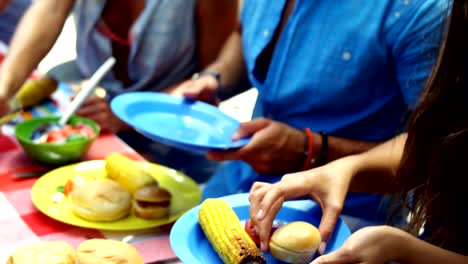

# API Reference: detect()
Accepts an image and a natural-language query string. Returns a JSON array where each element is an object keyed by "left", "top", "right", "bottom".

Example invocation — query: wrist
[
  {"left": 381, "top": 226, "right": 412, "bottom": 262},
  {"left": 191, "top": 70, "right": 222, "bottom": 94},
  {"left": 0, "top": 71, "right": 21, "bottom": 98},
  {"left": 302, "top": 129, "right": 320, "bottom": 170},
  {"left": 318, "top": 131, "right": 328, "bottom": 165}
]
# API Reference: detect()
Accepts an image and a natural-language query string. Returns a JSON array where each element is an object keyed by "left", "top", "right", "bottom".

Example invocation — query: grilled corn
[
  {"left": 105, "top": 153, "right": 157, "bottom": 194},
  {"left": 198, "top": 198, "right": 265, "bottom": 264},
  {"left": 14, "top": 76, "right": 58, "bottom": 108}
]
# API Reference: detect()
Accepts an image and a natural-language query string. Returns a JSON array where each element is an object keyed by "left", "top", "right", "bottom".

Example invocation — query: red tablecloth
[
  {"left": 0, "top": 132, "right": 179, "bottom": 263},
  {"left": 0, "top": 43, "right": 179, "bottom": 263}
]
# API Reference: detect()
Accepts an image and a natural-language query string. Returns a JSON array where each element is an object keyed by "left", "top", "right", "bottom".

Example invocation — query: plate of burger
[
  {"left": 31, "top": 153, "right": 201, "bottom": 230},
  {"left": 170, "top": 193, "right": 351, "bottom": 264}
]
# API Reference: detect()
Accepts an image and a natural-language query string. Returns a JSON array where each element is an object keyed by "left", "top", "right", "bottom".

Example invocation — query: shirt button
[
  {"left": 342, "top": 51, "right": 352, "bottom": 61},
  {"left": 263, "top": 30, "right": 270, "bottom": 38}
]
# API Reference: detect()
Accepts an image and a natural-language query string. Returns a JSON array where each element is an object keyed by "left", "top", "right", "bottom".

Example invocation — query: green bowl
[{"left": 15, "top": 116, "right": 100, "bottom": 165}]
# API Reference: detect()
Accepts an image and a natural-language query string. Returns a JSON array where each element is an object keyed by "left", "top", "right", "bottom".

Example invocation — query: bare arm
[
  {"left": 196, "top": 0, "right": 238, "bottom": 69},
  {"left": 0, "top": 0, "right": 75, "bottom": 98},
  {"left": 400, "top": 232, "right": 468, "bottom": 264},
  {"left": 312, "top": 225, "right": 468, "bottom": 264},
  {"left": 345, "top": 133, "right": 407, "bottom": 193},
  {"left": 203, "top": 24, "right": 247, "bottom": 97}
]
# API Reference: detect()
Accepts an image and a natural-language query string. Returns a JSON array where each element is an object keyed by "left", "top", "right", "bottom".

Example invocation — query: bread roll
[
  {"left": 70, "top": 179, "right": 131, "bottom": 221},
  {"left": 269, "top": 221, "right": 321, "bottom": 264},
  {"left": 133, "top": 184, "right": 171, "bottom": 219},
  {"left": 76, "top": 239, "right": 143, "bottom": 264},
  {"left": 7, "top": 241, "right": 75, "bottom": 264}
]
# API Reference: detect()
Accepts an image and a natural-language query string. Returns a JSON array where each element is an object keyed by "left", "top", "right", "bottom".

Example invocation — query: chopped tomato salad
[{"left": 34, "top": 123, "right": 95, "bottom": 144}]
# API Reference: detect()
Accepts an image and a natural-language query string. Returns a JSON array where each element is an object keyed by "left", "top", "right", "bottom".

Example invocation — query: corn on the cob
[
  {"left": 14, "top": 76, "right": 58, "bottom": 108},
  {"left": 198, "top": 198, "right": 266, "bottom": 264},
  {"left": 105, "top": 153, "right": 157, "bottom": 194}
]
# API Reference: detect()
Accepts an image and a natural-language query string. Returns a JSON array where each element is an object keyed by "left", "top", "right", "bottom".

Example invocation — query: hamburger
[
  {"left": 70, "top": 179, "right": 131, "bottom": 221},
  {"left": 133, "top": 184, "right": 171, "bottom": 219},
  {"left": 7, "top": 241, "right": 75, "bottom": 264},
  {"left": 269, "top": 221, "right": 321, "bottom": 264},
  {"left": 76, "top": 239, "right": 143, "bottom": 264}
]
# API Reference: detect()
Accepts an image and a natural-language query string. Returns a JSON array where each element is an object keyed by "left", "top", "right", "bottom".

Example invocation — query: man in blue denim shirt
[
  {"left": 172, "top": 0, "right": 450, "bottom": 220},
  {"left": 0, "top": 0, "right": 237, "bottom": 182}
]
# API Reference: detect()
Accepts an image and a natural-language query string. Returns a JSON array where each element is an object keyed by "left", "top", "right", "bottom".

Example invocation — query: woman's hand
[
  {"left": 76, "top": 96, "right": 128, "bottom": 133},
  {"left": 207, "top": 118, "right": 306, "bottom": 174},
  {"left": 0, "top": 94, "right": 9, "bottom": 116},
  {"left": 249, "top": 156, "right": 358, "bottom": 252},
  {"left": 311, "top": 226, "right": 405, "bottom": 264}
]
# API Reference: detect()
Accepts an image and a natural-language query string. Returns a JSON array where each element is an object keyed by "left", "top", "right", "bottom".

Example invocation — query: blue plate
[
  {"left": 111, "top": 92, "right": 250, "bottom": 152},
  {"left": 170, "top": 193, "right": 351, "bottom": 264}
]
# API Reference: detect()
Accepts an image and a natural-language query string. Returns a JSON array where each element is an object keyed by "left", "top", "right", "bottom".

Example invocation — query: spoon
[{"left": 31, "top": 57, "right": 116, "bottom": 140}]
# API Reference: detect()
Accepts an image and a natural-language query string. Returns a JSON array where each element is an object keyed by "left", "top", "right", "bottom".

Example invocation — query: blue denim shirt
[
  {"left": 204, "top": 0, "right": 450, "bottom": 220},
  {"left": 74, "top": 0, "right": 197, "bottom": 97},
  {"left": 0, "top": 0, "right": 31, "bottom": 44}
]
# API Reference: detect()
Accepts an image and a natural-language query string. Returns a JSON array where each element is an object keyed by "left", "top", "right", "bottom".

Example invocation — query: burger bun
[
  {"left": 76, "top": 239, "right": 143, "bottom": 264},
  {"left": 70, "top": 179, "right": 131, "bottom": 221},
  {"left": 7, "top": 241, "right": 75, "bottom": 264},
  {"left": 269, "top": 221, "right": 321, "bottom": 264},
  {"left": 133, "top": 184, "right": 171, "bottom": 219}
]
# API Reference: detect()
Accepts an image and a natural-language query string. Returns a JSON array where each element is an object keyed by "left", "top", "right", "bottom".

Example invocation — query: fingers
[
  {"left": 206, "top": 118, "right": 272, "bottom": 161},
  {"left": 169, "top": 76, "right": 218, "bottom": 103},
  {"left": 76, "top": 97, "right": 109, "bottom": 117},
  {"left": 249, "top": 182, "right": 270, "bottom": 222},
  {"left": 317, "top": 206, "right": 341, "bottom": 254},
  {"left": 257, "top": 199, "right": 282, "bottom": 251},
  {"left": 0, "top": 97, "right": 10, "bottom": 116},
  {"left": 310, "top": 247, "right": 357, "bottom": 264},
  {"left": 231, "top": 118, "right": 271, "bottom": 140},
  {"left": 249, "top": 177, "right": 310, "bottom": 252},
  {"left": 249, "top": 182, "right": 276, "bottom": 251}
]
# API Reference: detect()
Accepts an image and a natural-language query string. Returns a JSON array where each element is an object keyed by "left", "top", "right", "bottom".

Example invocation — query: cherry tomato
[
  {"left": 244, "top": 220, "right": 283, "bottom": 248},
  {"left": 61, "top": 125, "right": 75, "bottom": 137},
  {"left": 64, "top": 179, "right": 74, "bottom": 196},
  {"left": 245, "top": 220, "right": 260, "bottom": 247},
  {"left": 77, "top": 124, "right": 95, "bottom": 138},
  {"left": 45, "top": 130, "right": 67, "bottom": 143}
]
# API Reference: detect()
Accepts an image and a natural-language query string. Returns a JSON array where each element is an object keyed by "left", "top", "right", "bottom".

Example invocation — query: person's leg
[{"left": 46, "top": 60, "right": 85, "bottom": 83}]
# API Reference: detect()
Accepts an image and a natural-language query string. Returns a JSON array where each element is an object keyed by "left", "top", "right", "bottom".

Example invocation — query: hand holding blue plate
[
  {"left": 111, "top": 92, "right": 250, "bottom": 153},
  {"left": 169, "top": 193, "right": 351, "bottom": 264}
]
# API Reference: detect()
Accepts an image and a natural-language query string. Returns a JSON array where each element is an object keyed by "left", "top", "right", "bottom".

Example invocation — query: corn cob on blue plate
[
  {"left": 169, "top": 193, "right": 351, "bottom": 264},
  {"left": 111, "top": 92, "right": 250, "bottom": 153}
]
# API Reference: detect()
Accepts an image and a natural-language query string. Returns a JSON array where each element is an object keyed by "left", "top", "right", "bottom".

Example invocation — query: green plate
[{"left": 31, "top": 160, "right": 201, "bottom": 230}]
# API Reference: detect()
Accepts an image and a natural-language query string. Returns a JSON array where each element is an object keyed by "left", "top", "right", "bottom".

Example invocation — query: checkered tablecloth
[
  {"left": 0, "top": 45, "right": 180, "bottom": 262},
  {"left": 0, "top": 130, "right": 181, "bottom": 263}
]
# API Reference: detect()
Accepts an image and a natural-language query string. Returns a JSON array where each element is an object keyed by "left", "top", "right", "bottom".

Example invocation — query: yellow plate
[{"left": 31, "top": 160, "right": 201, "bottom": 231}]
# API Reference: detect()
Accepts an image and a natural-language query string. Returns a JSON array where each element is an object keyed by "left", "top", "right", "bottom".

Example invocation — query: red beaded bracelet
[{"left": 302, "top": 128, "right": 315, "bottom": 171}]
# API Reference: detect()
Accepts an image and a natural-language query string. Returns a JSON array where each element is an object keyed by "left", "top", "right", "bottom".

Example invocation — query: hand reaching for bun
[{"left": 249, "top": 158, "right": 354, "bottom": 253}]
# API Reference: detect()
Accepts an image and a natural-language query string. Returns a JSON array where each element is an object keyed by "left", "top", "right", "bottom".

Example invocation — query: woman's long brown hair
[{"left": 397, "top": 0, "right": 468, "bottom": 254}]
